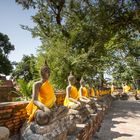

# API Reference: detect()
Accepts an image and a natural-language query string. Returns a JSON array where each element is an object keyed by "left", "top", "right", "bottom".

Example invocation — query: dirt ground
[{"left": 93, "top": 99, "right": 140, "bottom": 140}]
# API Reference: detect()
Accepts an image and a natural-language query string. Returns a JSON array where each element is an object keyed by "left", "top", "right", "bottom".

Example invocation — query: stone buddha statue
[
  {"left": 26, "top": 64, "right": 67, "bottom": 125},
  {"left": 78, "top": 77, "right": 90, "bottom": 103},
  {"left": 64, "top": 72, "right": 81, "bottom": 109}
]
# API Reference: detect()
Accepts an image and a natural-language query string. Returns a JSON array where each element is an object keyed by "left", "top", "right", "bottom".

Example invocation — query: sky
[{"left": 0, "top": 0, "right": 41, "bottom": 62}]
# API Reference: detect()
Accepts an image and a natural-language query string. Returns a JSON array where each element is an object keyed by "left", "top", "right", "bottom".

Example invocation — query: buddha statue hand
[
  {"left": 84, "top": 99, "right": 90, "bottom": 104},
  {"left": 77, "top": 101, "right": 81, "bottom": 106},
  {"left": 35, "top": 110, "right": 50, "bottom": 126}
]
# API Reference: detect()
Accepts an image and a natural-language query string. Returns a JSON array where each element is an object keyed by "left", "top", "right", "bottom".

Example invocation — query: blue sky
[{"left": 0, "top": 0, "right": 41, "bottom": 62}]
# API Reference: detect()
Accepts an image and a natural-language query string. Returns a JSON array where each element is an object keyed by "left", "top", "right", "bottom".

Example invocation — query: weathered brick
[
  {"left": 14, "top": 112, "right": 21, "bottom": 116},
  {"left": 0, "top": 120, "right": 6, "bottom": 123},
  {"left": 0, "top": 110, "right": 6, "bottom": 113},
  {"left": 14, "top": 122, "right": 20, "bottom": 126},
  {"left": 20, "top": 110, "right": 27, "bottom": 114},
  {"left": 6, "top": 123, "right": 14, "bottom": 129},
  {"left": 13, "top": 119, "right": 20, "bottom": 123},
  {"left": 5, "top": 120, "right": 13, "bottom": 126},
  {"left": 4, "top": 106, "right": 15, "bottom": 110},
  {"left": 13, "top": 116, "right": 20, "bottom": 120},
  {"left": 20, "top": 108, "right": 26, "bottom": 112},
  {"left": 20, "top": 114, "right": 27, "bottom": 118},
  {"left": 2, "top": 113, "right": 12, "bottom": 119},
  {"left": 21, "top": 111, "right": 27, "bottom": 115},
  {"left": 5, "top": 109, "right": 13, "bottom": 113}
]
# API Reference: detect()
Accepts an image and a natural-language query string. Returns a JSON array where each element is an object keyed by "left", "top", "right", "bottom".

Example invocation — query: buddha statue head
[
  {"left": 40, "top": 61, "right": 50, "bottom": 80},
  {"left": 80, "top": 77, "right": 85, "bottom": 87},
  {"left": 68, "top": 72, "right": 76, "bottom": 85}
]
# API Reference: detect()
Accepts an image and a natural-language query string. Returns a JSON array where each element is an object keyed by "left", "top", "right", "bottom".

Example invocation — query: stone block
[{"left": 0, "top": 127, "right": 10, "bottom": 140}]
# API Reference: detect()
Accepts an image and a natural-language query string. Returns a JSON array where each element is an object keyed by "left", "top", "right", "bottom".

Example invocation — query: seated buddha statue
[
  {"left": 78, "top": 78, "right": 90, "bottom": 103},
  {"left": 88, "top": 83, "right": 96, "bottom": 98},
  {"left": 26, "top": 64, "right": 66, "bottom": 125},
  {"left": 64, "top": 72, "right": 81, "bottom": 109},
  {"left": 122, "top": 83, "right": 131, "bottom": 94}
]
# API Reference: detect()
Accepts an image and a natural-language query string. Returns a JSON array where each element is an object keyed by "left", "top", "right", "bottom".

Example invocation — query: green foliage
[
  {"left": 0, "top": 80, "right": 4, "bottom": 85},
  {"left": 36, "top": 35, "right": 71, "bottom": 89},
  {"left": 17, "top": 79, "right": 34, "bottom": 99},
  {"left": 12, "top": 54, "right": 39, "bottom": 82},
  {"left": 16, "top": 0, "right": 140, "bottom": 88},
  {"left": 0, "top": 32, "right": 15, "bottom": 75},
  {"left": 107, "top": 38, "right": 140, "bottom": 85}
]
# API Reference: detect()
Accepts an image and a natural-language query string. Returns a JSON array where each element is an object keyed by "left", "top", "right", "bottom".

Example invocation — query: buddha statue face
[
  {"left": 89, "top": 83, "right": 92, "bottom": 88},
  {"left": 40, "top": 66, "right": 50, "bottom": 81},
  {"left": 68, "top": 76, "right": 76, "bottom": 85},
  {"left": 80, "top": 78, "right": 85, "bottom": 87}
]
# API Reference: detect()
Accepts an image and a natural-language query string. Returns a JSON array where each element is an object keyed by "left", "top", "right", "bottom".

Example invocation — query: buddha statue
[
  {"left": 64, "top": 72, "right": 81, "bottom": 109},
  {"left": 26, "top": 64, "right": 67, "bottom": 125}
]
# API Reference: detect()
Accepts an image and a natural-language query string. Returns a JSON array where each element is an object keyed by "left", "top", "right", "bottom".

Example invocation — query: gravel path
[{"left": 94, "top": 99, "right": 140, "bottom": 140}]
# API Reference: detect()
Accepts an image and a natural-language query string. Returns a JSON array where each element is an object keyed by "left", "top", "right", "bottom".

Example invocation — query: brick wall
[
  {"left": 0, "top": 101, "right": 29, "bottom": 136},
  {"left": 0, "top": 92, "right": 66, "bottom": 136},
  {"left": 0, "top": 91, "right": 112, "bottom": 138},
  {"left": 55, "top": 91, "right": 66, "bottom": 105}
]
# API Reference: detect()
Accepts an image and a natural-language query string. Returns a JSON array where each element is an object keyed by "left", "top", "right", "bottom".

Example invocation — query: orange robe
[
  {"left": 111, "top": 85, "right": 115, "bottom": 93},
  {"left": 64, "top": 86, "right": 79, "bottom": 107},
  {"left": 137, "top": 90, "right": 140, "bottom": 94},
  {"left": 95, "top": 90, "right": 100, "bottom": 98},
  {"left": 26, "top": 80, "right": 56, "bottom": 122},
  {"left": 90, "top": 88, "right": 95, "bottom": 97},
  {"left": 123, "top": 85, "right": 131, "bottom": 93},
  {"left": 79, "top": 87, "right": 88, "bottom": 98}
]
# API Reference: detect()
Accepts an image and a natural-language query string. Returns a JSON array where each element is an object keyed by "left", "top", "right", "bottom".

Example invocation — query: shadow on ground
[{"left": 93, "top": 100, "right": 140, "bottom": 140}]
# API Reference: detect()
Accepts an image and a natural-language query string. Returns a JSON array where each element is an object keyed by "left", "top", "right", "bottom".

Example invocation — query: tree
[
  {"left": 17, "top": 79, "right": 34, "bottom": 100},
  {"left": 16, "top": 0, "right": 140, "bottom": 89},
  {"left": 105, "top": 35, "right": 140, "bottom": 86},
  {"left": 12, "top": 54, "right": 39, "bottom": 82},
  {"left": 0, "top": 32, "right": 15, "bottom": 75}
]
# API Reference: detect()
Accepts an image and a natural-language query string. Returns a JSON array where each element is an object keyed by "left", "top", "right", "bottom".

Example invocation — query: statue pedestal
[
  {"left": 21, "top": 95, "right": 113, "bottom": 140},
  {"left": 20, "top": 106, "right": 74, "bottom": 140},
  {"left": 21, "top": 115, "right": 75, "bottom": 140}
]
